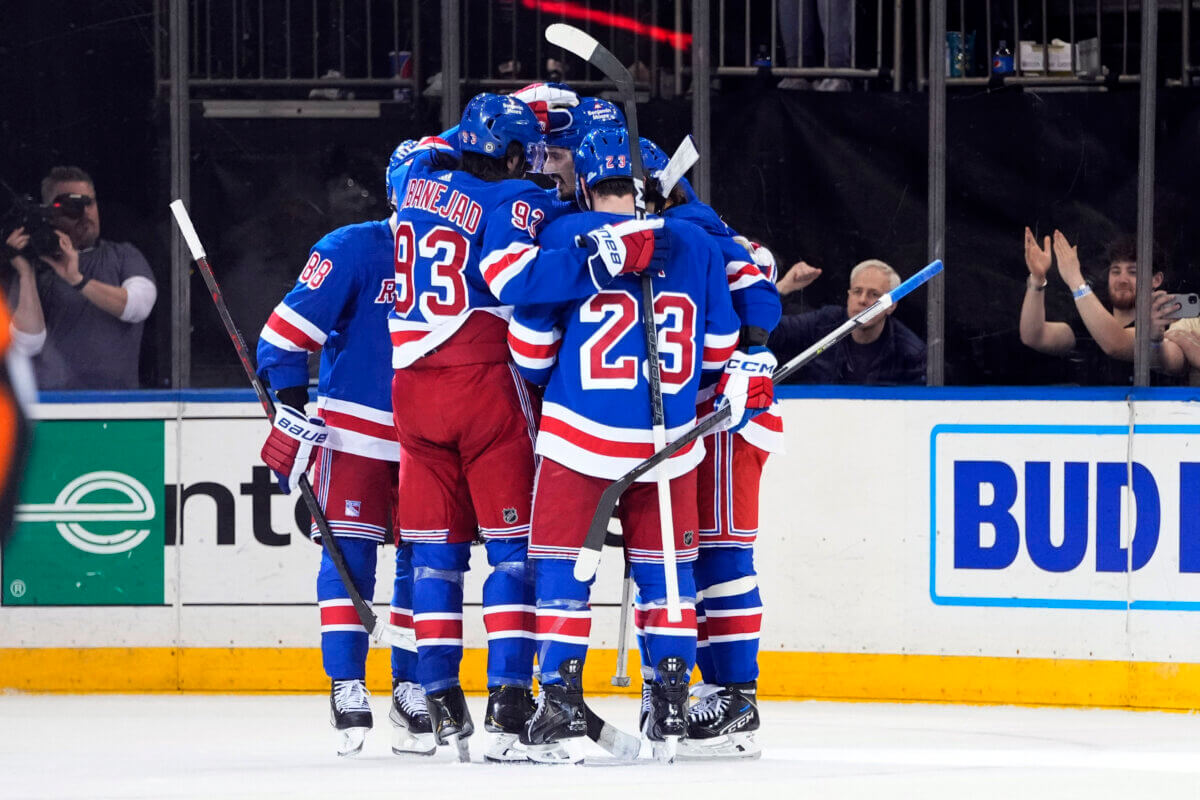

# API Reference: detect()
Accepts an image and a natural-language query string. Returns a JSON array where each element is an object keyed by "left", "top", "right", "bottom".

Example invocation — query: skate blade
[
  {"left": 391, "top": 728, "right": 437, "bottom": 757},
  {"left": 652, "top": 736, "right": 678, "bottom": 764},
  {"left": 675, "top": 733, "right": 762, "bottom": 761},
  {"left": 336, "top": 726, "right": 369, "bottom": 757},
  {"left": 483, "top": 733, "right": 533, "bottom": 764},
  {"left": 450, "top": 733, "right": 471, "bottom": 763}
]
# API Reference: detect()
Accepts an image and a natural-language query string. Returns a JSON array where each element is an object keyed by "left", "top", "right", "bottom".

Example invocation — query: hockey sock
[
  {"left": 694, "top": 546, "right": 762, "bottom": 685},
  {"left": 317, "top": 537, "right": 378, "bottom": 680},
  {"left": 631, "top": 560, "right": 698, "bottom": 681},
  {"left": 411, "top": 541, "right": 470, "bottom": 694},
  {"left": 533, "top": 558, "right": 592, "bottom": 685},
  {"left": 390, "top": 542, "right": 417, "bottom": 682},
  {"left": 482, "top": 539, "right": 536, "bottom": 688}
]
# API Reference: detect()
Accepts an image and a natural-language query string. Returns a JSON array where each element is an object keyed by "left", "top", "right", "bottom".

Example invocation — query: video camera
[{"left": 1, "top": 193, "right": 93, "bottom": 261}]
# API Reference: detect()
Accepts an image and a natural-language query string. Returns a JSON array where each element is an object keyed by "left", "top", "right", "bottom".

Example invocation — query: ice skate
[
  {"left": 389, "top": 679, "right": 436, "bottom": 756},
  {"left": 520, "top": 659, "right": 586, "bottom": 764},
  {"left": 483, "top": 684, "right": 538, "bottom": 763},
  {"left": 677, "top": 681, "right": 762, "bottom": 761},
  {"left": 329, "top": 679, "right": 372, "bottom": 757},
  {"left": 642, "top": 657, "right": 689, "bottom": 763},
  {"left": 426, "top": 685, "right": 474, "bottom": 762}
]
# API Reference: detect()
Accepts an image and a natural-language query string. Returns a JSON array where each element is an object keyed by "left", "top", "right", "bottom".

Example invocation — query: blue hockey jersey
[
  {"left": 508, "top": 212, "right": 741, "bottom": 481},
  {"left": 386, "top": 143, "right": 617, "bottom": 368},
  {"left": 665, "top": 200, "right": 786, "bottom": 454},
  {"left": 257, "top": 220, "right": 399, "bottom": 462}
]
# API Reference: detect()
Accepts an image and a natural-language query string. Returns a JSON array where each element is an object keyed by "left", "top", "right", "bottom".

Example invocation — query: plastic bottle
[{"left": 992, "top": 40, "right": 1014, "bottom": 76}]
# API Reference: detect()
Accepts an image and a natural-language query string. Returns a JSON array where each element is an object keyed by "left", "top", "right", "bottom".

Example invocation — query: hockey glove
[
  {"left": 582, "top": 218, "right": 668, "bottom": 286},
  {"left": 261, "top": 405, "right": 327, "bottom": 494},
  {"left": 714, "top": 346, "right": 777, "bottom": 433},
  {"left": 511, "top": 82, "right": 579, "bottom": 134},
  {"left": 732, "top": 235, "right": 778, "bottom": 282}
]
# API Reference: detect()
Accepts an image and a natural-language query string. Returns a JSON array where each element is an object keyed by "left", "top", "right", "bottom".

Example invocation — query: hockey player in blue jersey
[
  {"left": 255, "top": 140, "right": 433, "bottom": 758},
  {"left": 508, "top": 82, "right": 625, "bottom": 203},
  {"left": 506, "top": 129, "right": 742, "bottom": 762},
  {"left": 638, "top": 137, "right": 782, "bottom": 760},
  {"left": 385, "top": 94, "right": 666, "bottom": 762}
]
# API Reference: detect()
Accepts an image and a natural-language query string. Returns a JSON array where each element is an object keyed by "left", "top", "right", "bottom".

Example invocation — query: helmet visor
[{"left": 525, "top": 140, "right": 547, "bottom": 174}]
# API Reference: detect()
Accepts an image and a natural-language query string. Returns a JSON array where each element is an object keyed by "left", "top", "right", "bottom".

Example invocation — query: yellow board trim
[{"left": 2, "top": 648, "right": 1198, "bottom": 709}]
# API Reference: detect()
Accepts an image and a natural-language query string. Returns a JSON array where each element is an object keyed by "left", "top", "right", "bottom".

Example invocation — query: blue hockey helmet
[
  {"left": 457, "top": 92, "right": 545, "bottom": 168},
  {"left": 545, "top": 96, "right": 626, "bottom": 151},
  {"left": 385, "top": 139, "right": 420, "bottom": 207},
  {"left": 639, "top": 137, "right": 669, "bottom": 174},
  {"left": 574, "top": 128, "right": 635, "bottom": 205}
]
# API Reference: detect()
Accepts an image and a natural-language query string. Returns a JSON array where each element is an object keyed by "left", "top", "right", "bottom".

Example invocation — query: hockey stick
[
  {"left": 572, "top": 259, "right": 946, "bottom": 581},
  {"left": 656, "top": 135, "right": 698, "bottom": 198},
  {"left": 610, "top": 562, "right": 635, "bottom": 688},
  {"left": 169, "top": 200, "right": 415, "bottom": 651},
  {"left": 545, "top": 23, "right": 682, "bottom": 622}
]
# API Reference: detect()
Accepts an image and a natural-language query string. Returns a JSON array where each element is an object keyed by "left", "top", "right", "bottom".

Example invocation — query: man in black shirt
[
  {"left": 1018, "top": 230, "right": 1178, "bottom": 385},
  {"left": 769, "top": 259, "right": 926, "bottom": 385}
]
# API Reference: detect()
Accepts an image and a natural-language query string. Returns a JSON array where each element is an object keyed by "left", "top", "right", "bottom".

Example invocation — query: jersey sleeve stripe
[
  {"left": 701, "top": 331, "right": 739, "bottom": 370},
  {"left": 263, "top": 312, "right": 323, "bottom": 352},
  {"left": 727, "top": 262, "right": 769, "bottom": 292},
  {"left": 480, "top": 243, "right": 539, "bottom": 298},
  {"left": 259, "top": 324, "right": 309, "bottom": 353},
  {"left": 271, "top": 302, "right": 328, "bottom": 347}
]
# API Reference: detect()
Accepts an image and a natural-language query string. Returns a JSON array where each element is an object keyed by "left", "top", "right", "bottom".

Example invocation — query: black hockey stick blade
[
  {"left": 584, "top": 703, "right": 641, "bottom": 760},
  {"left": 169, "top": 200, "right": 414, "bottom": 651},
  {"left": 573, "top": 259, "right": 945, "bottom": 581}
]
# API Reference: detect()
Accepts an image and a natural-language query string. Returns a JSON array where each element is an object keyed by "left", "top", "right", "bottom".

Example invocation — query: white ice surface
[{"left": 3, "top": 694, "right": 1200, "bottom": 800}]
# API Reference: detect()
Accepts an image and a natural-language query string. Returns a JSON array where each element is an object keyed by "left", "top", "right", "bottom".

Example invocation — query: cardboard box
[
  {"left": 1019, "top": 38, "right": 1100, "bottom": 77},
  {"left": 1018, "top": 40, "right": 1046, "bottom": 74}
]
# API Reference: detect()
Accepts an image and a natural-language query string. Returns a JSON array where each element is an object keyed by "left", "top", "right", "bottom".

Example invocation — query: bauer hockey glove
[
  {"left": 582, "top": 218, "right": 668, "bottom": 286},
  {"left": 714, "top": 346, "right": 777, "bottom": 433},
  {"left": 511, "top": 81, "right": 579, "bottom": 134},
  {"left": 261, "top": 405, "right": 328, "bottom": 494}
]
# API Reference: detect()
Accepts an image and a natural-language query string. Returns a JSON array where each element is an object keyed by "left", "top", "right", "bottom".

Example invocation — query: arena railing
[
  {"left": 924, "top": 0, "right": 1194, "bottom": 89},
  {"left": 713, "top": 0, "right": 900, "bottom": 90}
]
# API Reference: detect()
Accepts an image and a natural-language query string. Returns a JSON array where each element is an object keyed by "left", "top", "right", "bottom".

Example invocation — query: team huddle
[{"left": 254, "top": 82, "right": 783, "bottom": 764}]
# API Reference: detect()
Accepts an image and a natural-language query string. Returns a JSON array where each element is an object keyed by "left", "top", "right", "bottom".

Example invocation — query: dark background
[{"left": 3, "top": 1, "right": 1197, "bottom": 388}]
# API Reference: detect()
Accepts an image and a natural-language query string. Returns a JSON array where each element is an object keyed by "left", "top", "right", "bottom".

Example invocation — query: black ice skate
[
  {"left": 426, "top": 685, "right": 474, "bottom": 762},
  {"left": 520, "top": 658, "right": 586, "bottom": 764},
  {"left": 483, "top": 685, "right": 537, "bottom": 763},
  {"left": 677, "top": 681, "right": 762, "bottom": 761},
  {"left": 329, "top": 679, "right": 372, "bottom": 757},
  {"left": 642, "top": 657, "right": 689, "bottom": 762},
  {"left": 388, "top": 679, "right": 436, "bottom": 756}
]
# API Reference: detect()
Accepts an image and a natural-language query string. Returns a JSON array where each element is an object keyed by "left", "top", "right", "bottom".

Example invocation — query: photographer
[{"left": 4, "top": 167, "right": 157, "bottom": 390}]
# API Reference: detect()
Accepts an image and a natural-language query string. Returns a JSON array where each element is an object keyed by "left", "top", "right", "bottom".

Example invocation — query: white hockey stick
[
  {"left": 547, "top": 22, "right": 682, "bottom": 622},
  {"left": 657, "top": 135, "right": 698, "bottom": 198}
]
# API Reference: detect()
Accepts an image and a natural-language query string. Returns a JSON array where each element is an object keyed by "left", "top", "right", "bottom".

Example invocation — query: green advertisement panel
[{"left": 3, "top": 420, "right": 165, "bottom": 605}]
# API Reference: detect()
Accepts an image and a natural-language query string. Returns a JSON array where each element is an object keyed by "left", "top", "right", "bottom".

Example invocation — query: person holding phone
[
  {"left": 1163, "top": 297, "right": 1200, "bottom": 385},
  {"left": 1019, "top": 230, "right": 1181, "bottom": 385}
]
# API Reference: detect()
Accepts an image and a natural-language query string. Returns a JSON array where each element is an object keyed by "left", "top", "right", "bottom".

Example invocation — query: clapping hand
[{"left": 1023, "top": 227, "right": 1052, "bottom": 283}]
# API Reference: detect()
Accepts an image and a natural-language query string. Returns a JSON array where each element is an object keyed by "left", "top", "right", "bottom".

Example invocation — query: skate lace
[
  {"left": 528, "top": 691, "right": 550, "bottom": 728},
  {"left": 687, "top": 689, "right": 728, "bottom": 724},
  {"left": 394, "top": 683, "right": 430, "bottom": 719},
  {"left": 333, "top": 680, "right": 371, "bottom": 713}
]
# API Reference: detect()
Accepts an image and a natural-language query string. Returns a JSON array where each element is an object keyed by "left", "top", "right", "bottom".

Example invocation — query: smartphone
[{"left": 1165, "top": 293, "right": 1200, "bottom": 320}]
